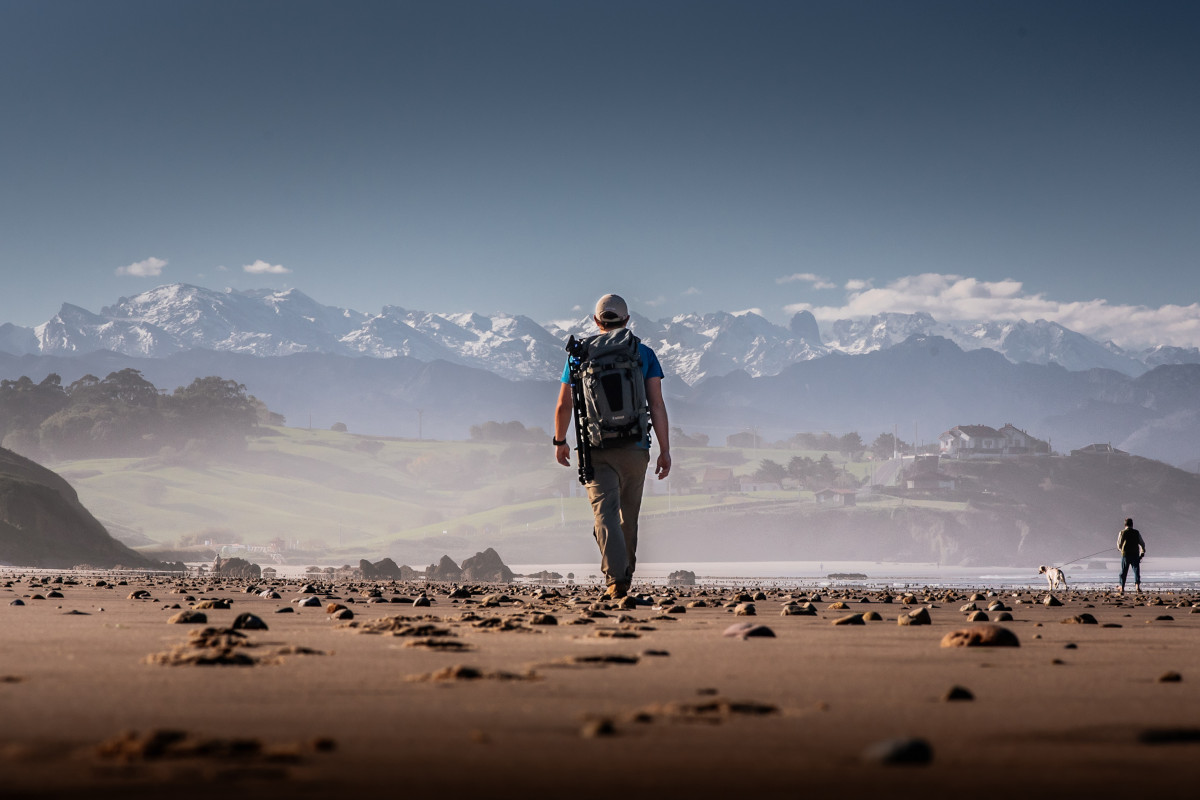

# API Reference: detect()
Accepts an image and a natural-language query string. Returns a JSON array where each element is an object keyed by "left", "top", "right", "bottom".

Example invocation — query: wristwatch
[{"left": 552, "top": 437, "right": 567, "bottom": 446}]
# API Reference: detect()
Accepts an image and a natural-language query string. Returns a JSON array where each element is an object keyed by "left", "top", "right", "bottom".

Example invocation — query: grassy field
[{"left": 50, "top": 426, "right": 876, "bottom": 561}]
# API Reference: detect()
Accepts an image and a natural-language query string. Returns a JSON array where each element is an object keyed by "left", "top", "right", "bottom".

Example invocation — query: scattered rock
[
  {"left": 167, "top": 610, "right": 208, "bottom": 625},
  {"left": 897, "top": 607, "right": 931, "bottom": 626},
  {"left": 723, "top": 622, "right": 775, "bottom": 639},
  {"left": 943, "top": 686, "right": 974, "bottom": 701},
  {"left": 1158, "top": 671, "right": 1183, "bottom": 683},
  {"left": 1138, "top": 728, "right": 1200, "bottom": 744},
  {"left": 861, "top": 737, "right": 933, "bottom": 765},
  {"left": 581, "top": 718, "right": 617, "bottom": 738},
  {"left": 231, "top": 613, "right": 268, "bottom": 631},
  {"left": 940, "top": 624, "right": 1020, "bottom": 648}
]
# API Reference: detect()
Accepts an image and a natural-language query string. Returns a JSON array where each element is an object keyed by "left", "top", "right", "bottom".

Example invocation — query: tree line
[{"left": 0, "top": 369, "right": 281, "bottom": 461}]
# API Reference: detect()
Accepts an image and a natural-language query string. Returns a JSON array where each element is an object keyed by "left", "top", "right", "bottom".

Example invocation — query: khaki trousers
[{"left": 585, "top": 446, "right": 650, "bottom": 588}]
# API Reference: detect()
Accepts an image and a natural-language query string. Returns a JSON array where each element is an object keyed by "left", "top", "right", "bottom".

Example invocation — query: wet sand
[{"left": 2, "top": 574, "right": 1198, "bottom": 798}]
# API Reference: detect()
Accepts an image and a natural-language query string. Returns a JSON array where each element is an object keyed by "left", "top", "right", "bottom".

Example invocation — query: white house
[{"left": 939, "top": 423, "right": 1049, "bottom": 458}]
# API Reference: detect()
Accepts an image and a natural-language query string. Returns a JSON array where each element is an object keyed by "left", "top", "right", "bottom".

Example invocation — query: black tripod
[{"left": 565, "top": 335, "right": 594, "bottom": 485}]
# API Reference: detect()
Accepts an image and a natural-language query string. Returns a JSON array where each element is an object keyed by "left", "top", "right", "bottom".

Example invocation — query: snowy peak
[{"left": 0, "top": 283, "right": 1174, "bottom": 382}]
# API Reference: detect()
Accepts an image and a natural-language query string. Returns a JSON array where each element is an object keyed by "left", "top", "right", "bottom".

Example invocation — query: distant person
[
  {"left": 553, "top": 294, "right": 671, "bottom": 599},
  {"left": 1116, "top": 517, "right": 1146, "bottom": 593}
]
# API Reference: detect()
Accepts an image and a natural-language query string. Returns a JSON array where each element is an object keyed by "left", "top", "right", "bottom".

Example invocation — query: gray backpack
[{"left": 573, "top": 328, "right": 651, "bottom": 448}]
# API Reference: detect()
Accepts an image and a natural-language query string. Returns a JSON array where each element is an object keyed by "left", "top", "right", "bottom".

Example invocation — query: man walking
[
  {"left": 1117, "top": 517, "right": 1146, "bottom": 593},
  {"left": 553, "top": 294, "right": 671, "bottom": 599}
]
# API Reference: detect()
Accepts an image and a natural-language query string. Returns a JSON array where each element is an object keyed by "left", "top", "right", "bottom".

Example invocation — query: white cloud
[
  {"left": 684, "top": 286, "right": 701, "bottom": 296},
  {"left": 642, "top": 296, "right": 667, "bottom": 307},
  {"left": 776, "top": 272, "right": 837, "bottom": 290},
  {"left": 783, "top": 273, "right": 1200, "bottom": 351},
  {"left": 243, "top": 259, "right": 291, "bottom": 275},
  {"left": 731, "top": 307, "right": 765, "bottom": 318},
  {"left": 115, "top": 256, "right": 167, "bottom": 277}
]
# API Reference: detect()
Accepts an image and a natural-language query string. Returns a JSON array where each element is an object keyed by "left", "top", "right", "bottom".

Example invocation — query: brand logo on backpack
[{"left": 566, "top": 328, "right": 651, "bottom": 449}]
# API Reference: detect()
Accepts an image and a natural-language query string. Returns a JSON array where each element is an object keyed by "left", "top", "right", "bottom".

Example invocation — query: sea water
[{"left": 508, "top": 557, "right": 1200, "bottom": 590}]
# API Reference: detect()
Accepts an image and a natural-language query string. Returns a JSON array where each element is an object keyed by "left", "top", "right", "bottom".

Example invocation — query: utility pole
[{"left": 417, "top": 409, "right": 424, "bottom": 440}]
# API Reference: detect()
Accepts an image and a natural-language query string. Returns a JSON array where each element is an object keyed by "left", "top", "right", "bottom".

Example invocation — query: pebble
[
  {"left": 940, "top": 624, "right": 1020, "bottom": 648},
  {"left": 897, "top": 607, "right": 931, "bottom": 626},
  {"left": 723, "top": 622, "right": 776, "bottom": 639},
  {"left": 232, "top": 613, "right": 268, "bottom": 630},
  {"left": 861, "top": 737, "right": 933, "bottom": 765}
]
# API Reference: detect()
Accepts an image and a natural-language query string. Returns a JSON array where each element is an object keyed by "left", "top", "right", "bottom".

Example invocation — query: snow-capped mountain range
[{"left": 2, "top": 283, "right": 1198, "bottom": 383}]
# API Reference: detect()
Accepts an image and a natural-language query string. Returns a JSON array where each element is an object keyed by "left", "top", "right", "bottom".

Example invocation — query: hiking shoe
[{"left": 603, "top": 583, "right": 628, "bottom": 600}]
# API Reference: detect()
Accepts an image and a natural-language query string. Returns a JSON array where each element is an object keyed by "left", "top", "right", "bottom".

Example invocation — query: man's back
[{"left": 1117, "top": 526, "right": 1143, "bottom": 557}]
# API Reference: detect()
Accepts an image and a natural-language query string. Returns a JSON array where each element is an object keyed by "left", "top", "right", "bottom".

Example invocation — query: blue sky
[{"left": 2, "top": 0, "right": 1197, "bottom": 349}]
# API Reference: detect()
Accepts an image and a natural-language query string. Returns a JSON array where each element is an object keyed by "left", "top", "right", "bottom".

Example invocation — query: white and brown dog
[{"left": 1038, "top": 565, "right": 1068, "bottom": 592}]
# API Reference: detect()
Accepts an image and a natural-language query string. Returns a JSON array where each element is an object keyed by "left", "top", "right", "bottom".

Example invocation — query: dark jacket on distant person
[{"left": 1117, "top": 526, "right": 1145, "bottom": 560}]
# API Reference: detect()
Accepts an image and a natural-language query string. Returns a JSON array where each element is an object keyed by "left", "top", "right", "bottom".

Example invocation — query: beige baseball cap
[{"left": 594, "top": 294, "right": 629, "bottom": 322}]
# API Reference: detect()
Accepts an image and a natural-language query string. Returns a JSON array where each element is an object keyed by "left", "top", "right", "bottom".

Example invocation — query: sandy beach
[{"left": 2, "top": 573, "right": 1198, "bottom": 798}]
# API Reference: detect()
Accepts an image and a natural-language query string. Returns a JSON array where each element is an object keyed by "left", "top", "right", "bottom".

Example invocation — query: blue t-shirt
[{"left": 560, "top": 342, "right": 664, "bottom": 384}]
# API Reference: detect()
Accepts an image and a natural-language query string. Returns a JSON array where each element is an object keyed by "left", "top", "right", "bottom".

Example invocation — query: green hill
[{"left": 42, "top": 427, "right": 1200, "bottom": 568}]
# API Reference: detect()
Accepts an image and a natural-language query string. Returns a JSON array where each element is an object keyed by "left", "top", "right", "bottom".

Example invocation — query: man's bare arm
[
  {"left": 646, "top": 376, "right": 671, "bottom": 479},
  {"left": 553, "top": 382, "right": 572, "bottom": 467}
]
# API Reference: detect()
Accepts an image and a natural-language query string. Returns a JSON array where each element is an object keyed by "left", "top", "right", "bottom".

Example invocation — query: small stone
[
  {"left": 897, "top": 607, "right": 931, "bottom": 626},
  {"left": 1158, "top": 671, "right": 1183, "bottom": 683},
  {"left": 861, "top": 737, "right": 933, "bottom": 765},
  {"left": 781, "top": 603, "right": 816, "bottom": 616},
  {"left": 582, "top": 718, "right": 617, "bottom": 738},
  {"left": 167, "top": 610, "right": 207, "bottom": 624},
  {"left": 1138, "top": 728, "right": 1200, "bottom": 744},
  {"left": 723, "top": 623, "right": 775, "bottom": 639},
  {"left": 1062, "top": 614, "right": 1098, "bottom": 624},
  {"left": 940, "top": 624, "right": 1020, "bottom": 648},
  {"left": 734, "top": 603, "right": 757, "bottom": 616},
  {"left": 1043, "top": 595, "right": 1063, "bottom": 607},
  {"left": 862, "top": 611, "right": 882, "bottom": 621},
  {"left": 966, "top": 610, "right": 989, "bottom": 622},
  {"left": 943, "top": 686, "right": 974, "bottom": 701},
  {"left": 832, "top": 613, "right": 865, "bottom": 626},
  {"left": 232, "top": 613, "right": 268, "bottom": 630}
]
